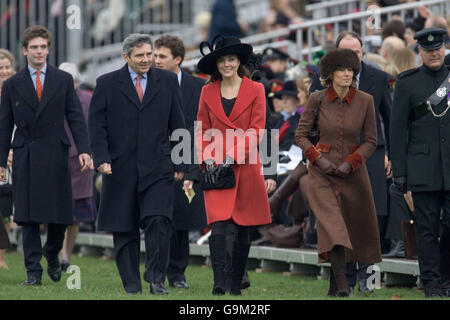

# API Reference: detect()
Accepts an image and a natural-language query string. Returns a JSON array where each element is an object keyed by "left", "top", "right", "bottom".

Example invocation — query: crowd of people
[{"left": 0, "top": 0, "right": 450, "bottom": 299}]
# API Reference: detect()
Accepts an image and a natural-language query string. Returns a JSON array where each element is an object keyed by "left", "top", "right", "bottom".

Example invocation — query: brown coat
[{"left": 296, "top": 86, "right": 381, "bottom": 264}]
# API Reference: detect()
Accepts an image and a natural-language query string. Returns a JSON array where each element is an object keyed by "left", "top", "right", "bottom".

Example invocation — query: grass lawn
[{"left": 0, "top": 251, "right": 431, "bottom": 300}]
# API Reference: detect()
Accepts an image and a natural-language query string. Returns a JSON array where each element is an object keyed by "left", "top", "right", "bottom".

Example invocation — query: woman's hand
[
  {"left": 335, "top": 161, "right": 352, "bottom": 178},
  {"left": 315, "top": 156, "right": 337, "bottom": 175}
]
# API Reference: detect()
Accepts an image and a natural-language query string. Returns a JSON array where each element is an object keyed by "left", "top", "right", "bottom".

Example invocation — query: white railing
[
  {"left": 180, "top": 0, "right": 450, "bottom": 69},
  {"left": 305, "top": 0, "right": 366, "bottom": 19}
]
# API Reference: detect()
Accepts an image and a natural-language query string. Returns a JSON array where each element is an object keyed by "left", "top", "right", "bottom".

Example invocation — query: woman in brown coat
[{"left": 296, "top": 49, "right": 381, "bottom": 297}]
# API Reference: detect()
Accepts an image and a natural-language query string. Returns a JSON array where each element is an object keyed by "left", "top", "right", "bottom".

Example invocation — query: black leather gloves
[{"left": 393, "top": 176, "right": 407, "bottom": 193}]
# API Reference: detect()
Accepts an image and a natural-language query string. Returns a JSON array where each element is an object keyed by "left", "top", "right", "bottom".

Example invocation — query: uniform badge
[
  {"left": 428, "top": 34, "right": 434, "bottom": 41},
  {"left": 437, "top": 87, "right": 447, "bottom": 97}
]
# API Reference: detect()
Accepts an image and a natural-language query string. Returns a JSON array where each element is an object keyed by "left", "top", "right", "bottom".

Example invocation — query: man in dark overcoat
[
  {"left": 309, "top": 31, "right": 392, "bottom": 293},
  {"left": 0, "top": 26, "right": 91, "bottom": 286},
  {"left": 89, "top": 33, "right": 186, "bottom": 295},
  {"left": 390, "top": 28, "right": 450, "bottom": 298},
  {"left": 154, "top": 35, "right": 206, "bottom": 289}
]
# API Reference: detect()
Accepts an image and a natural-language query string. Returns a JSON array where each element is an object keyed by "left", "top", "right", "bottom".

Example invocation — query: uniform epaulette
[{"left": 397, "top": 67, "right": 420, "bottom": 80}]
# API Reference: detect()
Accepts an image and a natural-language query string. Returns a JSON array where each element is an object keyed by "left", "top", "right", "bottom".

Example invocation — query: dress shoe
[
  {"left": 21, "top": 276, "right": 42, "bottom": 286},
  {"left": 170, "top": 280, "right": 189, "bottom": 289},
  {"left": 150, "top": 282, "right": 168, "bottom": 295},
  {"left": 47, "top": 259, "right": 62, "bottom": 282},
  {"left": 425, "top": 293, "right": 442, "bottom": 299},
  {"left": 60, "top": 259, "right": 70, "bottom": 271},
  {"left": 382, "top": 240, "right": 405, "bottom": 258},
  {"left": 441, "top": 280, "right": 450, "bottom": 297},
  {"left": 358, "top": 279, "right": 374, "bottom": 294}
]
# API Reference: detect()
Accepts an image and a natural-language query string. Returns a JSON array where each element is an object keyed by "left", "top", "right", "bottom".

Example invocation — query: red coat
[{"left": 196, "top": 77, "right": 271, "bottom": 226}]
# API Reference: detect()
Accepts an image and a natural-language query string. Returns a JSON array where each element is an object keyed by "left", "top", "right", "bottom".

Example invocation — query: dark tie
[
  {"left": 36, "top": 69, "right": 42, "bottom": 101},
  {"left": 135, "top": 74, "right": 143, "bottom": 103}
]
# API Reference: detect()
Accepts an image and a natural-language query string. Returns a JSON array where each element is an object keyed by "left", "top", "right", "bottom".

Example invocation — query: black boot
[
  {"left": 209, "top": 235, "right": 227, "bottom": 295},
  {"left": 327, "top": 267, "right": 337, "bottom": 297},
  {"left": 328, "top": 245, "right": 350, "bottom": 297},
  {"left": 382, "top": 240, "right": 405, "bottom": 258},
  {"left": 229, "top": 241, "right": 251, "bottom": 295},
  {"left": 269, "top": 163, "right": 306, "bottom": 215}
]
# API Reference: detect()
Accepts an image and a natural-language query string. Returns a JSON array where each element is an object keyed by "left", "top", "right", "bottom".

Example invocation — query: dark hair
[
  {"left": 21, "top": 25, "right": 52, "bottom": 49},
  {"left": 154, "top": 35, "right": 186, "bottom": 64},
  {"left": 206, "top": 62, "right": 251, "bottom": 84},
  {"left": 335, "top": 31, "right": 363, "bottom": 48},
  {"left": 381, "top": 19, "right": 406, "bottom": 41}
]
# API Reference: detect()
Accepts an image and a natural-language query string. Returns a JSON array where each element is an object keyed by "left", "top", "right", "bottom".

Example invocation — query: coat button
[{"left": 442, "top": 138, "right": 445, "bottom": 143}]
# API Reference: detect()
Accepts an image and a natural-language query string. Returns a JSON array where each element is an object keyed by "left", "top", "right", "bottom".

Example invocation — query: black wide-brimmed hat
[
  {"left": 197, "top": 35, "right": 253, "bottom": 75},
  {"left": 320, "top": 48, "right": 360, "bottom": 80}
]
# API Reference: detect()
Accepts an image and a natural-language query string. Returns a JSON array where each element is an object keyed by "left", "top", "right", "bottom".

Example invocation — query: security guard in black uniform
[{"left": 390, "top": 28, "right": 450, "bottom": 298}]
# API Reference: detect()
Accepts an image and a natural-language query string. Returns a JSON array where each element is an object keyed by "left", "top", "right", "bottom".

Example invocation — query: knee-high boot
[
  {"left": 269, "top": 163, "right": 307, "bottom": 215},
  {"left": 229, "top": 241, "right": 251, "bottom": 295},
  {"left": 209, "top": 234, "right": 227, "bottom": 295},
  {"left": 328, "top": 245, "right": 350, "bottom": 297},
  {"left": 328, "top": 267, "right": 337, "bottom": 297}
]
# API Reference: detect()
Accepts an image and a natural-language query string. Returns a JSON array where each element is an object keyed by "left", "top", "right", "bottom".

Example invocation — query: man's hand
[
  {"left": 174, "top": 172, "right": 184, "bottom": 181},
  {"left": 315, "top": 156, "right": 337, "bottom": 175},
  {"left": 393, "top": 176, "right": 407, "bottom": 194},
  {"left": 97, "top": 163, "right": 112, "bottom": 175},
  {"left": 0, "top": 167, "right": 6, "bottom": 182},
  {"left": 265, "top": 179, "right": 277, "bottom": 193},
  {"left": 335, "top": 161, "right": 352, "bottom": 178},
  {"left": 79, "top": 153, "right": 92, "bottom": 172},
  {"left": 385, "top": 155, "right": 392, "bottom": 179},
  {"left": 183, "top": 179, "right": 194, "bottom": 191}
]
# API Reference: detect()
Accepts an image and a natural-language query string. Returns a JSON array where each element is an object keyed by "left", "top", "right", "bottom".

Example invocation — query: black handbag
[
  {"left": 200, "top": 164, "right": 236, "bottom": 190},
  {"left": 307, "top": 91, "right": 322, "bottom": 145},
  {"left": 0, "top": 183, "right": 13, "bottom": 214}
]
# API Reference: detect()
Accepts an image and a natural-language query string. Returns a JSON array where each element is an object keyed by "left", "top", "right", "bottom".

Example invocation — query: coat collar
[
  {"left": 327, "top": 85, "right": 356, "bottom": 105},
  {"left": 119, "top": 64, "right": 160, "bottom": 110},
  {"left": 202, "top": 76, "right": 257, "bottom": 128}
]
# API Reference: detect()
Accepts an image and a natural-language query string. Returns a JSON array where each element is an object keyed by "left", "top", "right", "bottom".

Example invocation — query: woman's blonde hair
[
  {"left": 391, "top": 47, "right": 416, "bottom": 74},
  {"left": 0, "top": 49, "right": 15, "bottom": 66}
]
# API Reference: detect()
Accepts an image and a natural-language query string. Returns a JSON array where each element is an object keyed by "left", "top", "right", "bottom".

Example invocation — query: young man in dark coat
[
  {"left": 154, "top": 35, "right": 206, "bottom": 289},
  {"left": 390, "top": 28, "right": 450, "bottom": 298},
  {"left": 309, "top": 31, "right": 392, "bottom": 293},
  {"left": 89, "top": 33, "right": 186, "bottom": 295},
  {"left": 0, "top": 26, "right": 91, "bottom": 286}
]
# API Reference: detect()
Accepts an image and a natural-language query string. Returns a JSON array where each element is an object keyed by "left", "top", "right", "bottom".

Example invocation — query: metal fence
[{"left": 0, "top": 0, "right": 200, "bottom": 69}]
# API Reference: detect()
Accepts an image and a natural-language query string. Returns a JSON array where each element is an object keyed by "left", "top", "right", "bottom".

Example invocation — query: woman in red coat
[{"left": 195, "top": 36, "right": 271, "bottom": 295}]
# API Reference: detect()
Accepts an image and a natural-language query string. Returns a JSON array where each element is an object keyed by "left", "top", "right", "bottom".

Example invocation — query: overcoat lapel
[
  {"left": 119, "top": 65, "right": 141, "bottom": 109},
  {"left": 202, "top": 77, "right": 256, "bottom": 129},
  {"left": 15, "top": 67, "right": 39, "bottom": 111},
  {"left": 358, "top": 62, "right": 374, "bottom": 92},
  {"left": 35, "top": 65, "right": 61, "bottom": 122},
  {"left": 181, "top": 72, "right": 194, "bottom": 105},
  {"left": 228, "top": 77, "right": 257, "bottom": 122},
  {"left": 141, "top": 67, "right": 160, "bottom": 110}
]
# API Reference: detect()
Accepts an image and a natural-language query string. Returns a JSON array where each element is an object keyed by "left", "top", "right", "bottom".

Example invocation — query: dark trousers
[
  {"left": 113, "top": 215, "right": 172, "bottom": 293},
  {"left": 412, "top": 191, "right": 450, "bottom": 295},
  {"left": 167, "top": 229, "right": 189, "bottom": 284},
  {"left": 22, "top": 223, "right": 66, "bottom": 279}
]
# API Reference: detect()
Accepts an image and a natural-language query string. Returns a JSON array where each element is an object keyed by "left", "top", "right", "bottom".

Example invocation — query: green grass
[{"left": 0, "top": 251, "right": 432, "bottom": 300}]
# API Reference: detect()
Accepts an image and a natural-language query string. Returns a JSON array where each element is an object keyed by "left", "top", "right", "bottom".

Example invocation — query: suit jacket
[
  {"left": 309, "top": 61, "right": 392, "bottom": 216},
  {"left": 89, "top": 65, "right": 186, "bottom": 232},
  {"left": 195, "top": 76, "right": 271, "bottom": 226},
  {"left": 172, "top": 71, "right": 206, "bottom": 231},
  {"left": 0, "top": 65, "right": 89, "bottom": 224}
]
